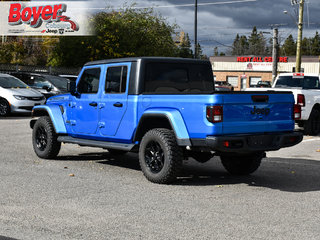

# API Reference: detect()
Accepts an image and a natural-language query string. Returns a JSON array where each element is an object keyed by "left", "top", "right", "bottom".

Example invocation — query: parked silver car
[{"left": 0, "top": 73, "right": 45, "bottom": 116}]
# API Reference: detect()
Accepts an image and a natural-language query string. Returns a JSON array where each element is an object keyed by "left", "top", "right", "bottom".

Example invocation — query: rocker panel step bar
[{"left": 57, "top": 136, "right": 134, "bottom": 151}]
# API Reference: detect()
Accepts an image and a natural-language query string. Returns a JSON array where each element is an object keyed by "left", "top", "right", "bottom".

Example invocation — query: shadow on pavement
[
  {"left": 0, "top": 113, "right": 31, "bottom": 120},
  {"left": 55, "top": 152, "right": 320, "bottom": 192},
  {"left": 175, "top": 157, "right": 320, "bottom": 193}
]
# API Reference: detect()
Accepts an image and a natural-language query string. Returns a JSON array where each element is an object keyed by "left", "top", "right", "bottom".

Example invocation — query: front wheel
[
  {"left": 0, "top": 99, "right": 10, "bottom": 117},
  {"left": 220, "top": 152, "right": 264, "bottom": 175},
  {"left": 32, "top": 116, "right": 61, "bottom": 159},
  {"left": 139, "top": 128, "right": 183, "bottom": 184}
]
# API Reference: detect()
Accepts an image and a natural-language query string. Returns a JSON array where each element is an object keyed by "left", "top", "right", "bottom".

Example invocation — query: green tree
[
  {"left": 281, "top": 34, "right": 296, "bottom": 56},
  {"left": 248, "top": 26, "right": 267, "bottom": 55},
  {"left": 231, "top": 34, "right": 249, "bottom": 55},
  {"left": 311, "top": 32, "right": 320, "bottom": 55},
  {"left": 178, "top": 33, "right": 193, "bottom": 58},
  {"left": 49, "top": 7, "right": 179, "bottom": 67},
  {"left": 301, "top": 37, "right": 311, "bottom": 56}
]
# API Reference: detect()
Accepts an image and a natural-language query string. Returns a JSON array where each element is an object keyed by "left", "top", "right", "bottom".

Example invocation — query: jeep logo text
[{"left": 251, "top": 106, "right": 270, "bottom": 115}]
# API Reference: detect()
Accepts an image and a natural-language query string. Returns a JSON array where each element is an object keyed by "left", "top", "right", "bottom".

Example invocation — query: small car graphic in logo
[{"left": 251, "top": 106, "right": 270, "bottom": 116}]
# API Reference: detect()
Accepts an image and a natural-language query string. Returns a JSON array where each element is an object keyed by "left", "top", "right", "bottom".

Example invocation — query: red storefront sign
[{"left": 237, "top": 56, "right": 288, "bottom": 63}]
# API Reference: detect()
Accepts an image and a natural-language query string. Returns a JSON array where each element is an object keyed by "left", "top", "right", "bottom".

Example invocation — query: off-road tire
[
  {"left": 190, "top": 151, "right": 214, "bottom": 163},
  {"left": 139, "top": 128, "right": 183, "bottom": 184},
  {"left": 32, "top": 116, "right": 61, "bottom": 159},
  {"left": 0, "top": 98, "right": 10, "bottom": 117},
  {"left": 304, "top": 109, "right": 320, "bottom": 136},
  {"left": 220, "top": 152, "right": 264, "bottom": 175}
]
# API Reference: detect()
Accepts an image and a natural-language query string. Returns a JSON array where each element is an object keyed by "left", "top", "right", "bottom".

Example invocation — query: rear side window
[
  {"left": 275, "top": 76, "right": 320, "bottom": 89},
  {"left": 105, "top": 66, "right": 128, "bottom": 93},
  {"left": 77, "top": 68, "right": 101, "bottom": 94},
  {"left": 143, "top": 62, "right": 214, "bottom": 94}
]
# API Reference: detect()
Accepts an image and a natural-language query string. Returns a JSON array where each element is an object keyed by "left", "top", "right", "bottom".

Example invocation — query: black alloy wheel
[
  {"left": 0, "top": 99, "right": 10, "bottom": 117},
  {"left": 145, "top": 141, "right": 165, "bottom": 173},
  {"left": 35, "top": 126, "right": 48, "bottom": 151}
]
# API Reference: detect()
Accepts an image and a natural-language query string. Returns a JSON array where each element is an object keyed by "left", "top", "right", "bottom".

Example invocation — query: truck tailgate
[{"left": 221, "top": 92, "right": 294, "bottom": 135}]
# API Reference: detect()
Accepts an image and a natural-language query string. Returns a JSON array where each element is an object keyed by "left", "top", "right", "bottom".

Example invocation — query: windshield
[
  {"left": 28, "top": 75, "right": 52, "bottom": 89},
  {"left": 43, "top": 75, "right": 69, "bottom": 91},
  {"left": 0, "top": 76, "right": 29, "bottom": 88},
  {"left": 275, "top": 76, "right": 320, "bottom": 89}
]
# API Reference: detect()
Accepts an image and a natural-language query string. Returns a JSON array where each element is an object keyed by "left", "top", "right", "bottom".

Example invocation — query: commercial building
[{"left": 210, "top": 56, "right": 320, "bottom": 91}]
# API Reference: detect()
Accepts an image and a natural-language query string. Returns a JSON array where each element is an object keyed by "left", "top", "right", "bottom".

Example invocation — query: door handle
[
  {"left": 113, "top": 102, "right": 123, "bottom": 108},
  {"left": 89, "top": 102, "right": 98, "bottom": 107}
]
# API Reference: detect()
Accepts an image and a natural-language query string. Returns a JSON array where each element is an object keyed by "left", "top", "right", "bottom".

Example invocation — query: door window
[
  {"left": 105, "top": 66, "right": 128, "bottom": 93},
  {"left": 77, "top": 68, "right": 101, "bottom": 94}
]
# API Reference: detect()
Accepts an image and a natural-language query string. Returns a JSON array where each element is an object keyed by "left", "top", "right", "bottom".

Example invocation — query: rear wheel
[
  {"left": 220, "top": 152, "right": 264, "bottom": 175},
  {"left": 139, "top": 128, "right": 183, "bottom": 184},
  {"left": 32, "top": 116, "right": 61, "bottom": 159},
  {"left": 0, "top": 99, "right": 10, "bottom": 117},
  {"left": 304, "top": 109, "right": 320, "bottom": 136}
]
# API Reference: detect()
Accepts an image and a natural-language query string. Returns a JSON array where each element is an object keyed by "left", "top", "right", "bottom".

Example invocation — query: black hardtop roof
[{"left": 84, "top": 57, "right": 210, "bottom": 66}]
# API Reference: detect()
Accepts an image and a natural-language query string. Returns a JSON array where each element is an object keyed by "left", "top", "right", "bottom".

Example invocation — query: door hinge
[
  {"left": 69, "top": 102, "right": 76, "bottom": 108},
  {"left": 99, "top": 103, "right": 106, "bottom": 109},
  {"left": 98, "top": 122, "right": 105, "bottom": 128},
  {"left": 69, "top": 120, "right": 76, "bottom": 126}
]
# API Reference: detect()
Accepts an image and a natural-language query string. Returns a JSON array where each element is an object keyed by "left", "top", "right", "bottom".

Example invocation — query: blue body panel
[
  {"left": 33, "top": 105, "right": 67, "bottom": 134},
  {"left": 140, "top": 108, "right": 191, "bottom": 141}
]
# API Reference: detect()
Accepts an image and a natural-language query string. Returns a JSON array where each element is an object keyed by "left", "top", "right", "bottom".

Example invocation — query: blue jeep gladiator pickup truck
[{"left": 30, "top": 57, "right": 303, "bottom": 184}]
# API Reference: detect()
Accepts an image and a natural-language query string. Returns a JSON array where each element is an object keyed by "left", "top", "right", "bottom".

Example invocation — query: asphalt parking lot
[{"left": 0, "top": 116, "right": 320, "bottom": 240}]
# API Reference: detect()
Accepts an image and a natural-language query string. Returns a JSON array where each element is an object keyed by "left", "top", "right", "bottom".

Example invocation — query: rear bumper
[{"left": 191, "top": 131, "right": 303, "bottom": 153}]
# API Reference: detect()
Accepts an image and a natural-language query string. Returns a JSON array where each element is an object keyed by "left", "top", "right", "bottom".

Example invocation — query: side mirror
[{"left": 67, "top": 81, "right": 77, "bottom": 96}]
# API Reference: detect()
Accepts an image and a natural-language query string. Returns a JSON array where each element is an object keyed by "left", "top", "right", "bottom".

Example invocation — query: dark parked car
[
  {"left": 10, "top": 72, "right": 70, "bottom": 99},
  {"left": 256, "top": 81, "right": 272, "bottom": 88}
]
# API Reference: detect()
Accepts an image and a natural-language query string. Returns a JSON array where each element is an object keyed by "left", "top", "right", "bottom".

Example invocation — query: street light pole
[
  {"left": 194, "top": 0, "right": 198, "bottom": 59},
  {"left": 295, "top": 0, "right": 304, "bottom": 72}
]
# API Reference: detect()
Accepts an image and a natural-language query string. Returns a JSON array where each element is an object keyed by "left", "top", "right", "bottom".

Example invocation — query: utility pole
[
  {"left": 194, "top": 0, "right": 198, "bottom": 59},
  {"left": 272, "top": 28, "right": 279, "bottom": 83},
  {"left": 295, "top": 0, "right": 304, "bottom": 72}
]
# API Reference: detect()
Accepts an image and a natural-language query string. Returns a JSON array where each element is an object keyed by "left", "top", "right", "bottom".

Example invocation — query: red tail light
[
  {"left": 294, "top": 104, "right": 301, "bottom": 120},
  {"left": 207, "top": 106, "right": 223, "bottom": 123},
  {"left": 297, "top": 94, "right": 305, "bottom": 107}
]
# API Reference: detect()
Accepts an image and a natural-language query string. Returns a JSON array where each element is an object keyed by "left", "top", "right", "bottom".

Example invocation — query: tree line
[{"left": 229, "top": 26, "right": 320, "bottom": 56}]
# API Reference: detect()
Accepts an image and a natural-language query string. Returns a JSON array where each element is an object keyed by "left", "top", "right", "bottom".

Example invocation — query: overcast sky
[
  {"left": 92, "top": 0, "right": 319, "bottom": 56},
  {"left": 36, "top": 0, "right": 320, "bottom": 56}
]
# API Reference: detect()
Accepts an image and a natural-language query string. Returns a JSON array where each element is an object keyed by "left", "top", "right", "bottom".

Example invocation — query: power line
[{"left": 85, "top": 0, "right": 257, "bottom": 10}]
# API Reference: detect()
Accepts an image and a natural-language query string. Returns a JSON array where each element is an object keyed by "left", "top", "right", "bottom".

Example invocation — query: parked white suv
[
  {"left": 0, "top": 73, "right": 45, "bottom": 117},
  {"left": 247, "top": 73, "right": 320, "bottom": 135}
]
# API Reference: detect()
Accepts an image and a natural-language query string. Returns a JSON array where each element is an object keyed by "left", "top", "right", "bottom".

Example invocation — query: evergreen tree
[
  {"left": 311, "top": 31, "right": 320, "bottom": 55},
  {"left": 281, "top": 34, "right": 296, "bottom": 56},
  {"left": 178, "top": 33, "right": 193, "bottom": 58},
  {"left": 301, "top": 37, "right": 311, "bottom": 56},
  {"left": 248, "top": 26, "right": 266, "bottom": 55},
  {"left": 231, "top": 34, "right": 249, "bottom": 55}
]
